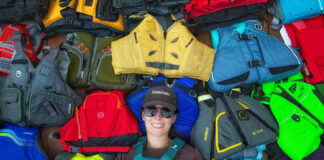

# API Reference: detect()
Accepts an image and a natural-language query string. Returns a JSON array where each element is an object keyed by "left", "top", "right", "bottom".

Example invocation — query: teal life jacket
[{"left": 133, "top": 136, "right": 185, "bottom": 160}]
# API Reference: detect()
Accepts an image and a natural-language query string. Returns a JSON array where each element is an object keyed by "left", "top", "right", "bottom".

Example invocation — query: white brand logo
[
  {"left": 16, "top": 70, "right": 21, "bottom": 78},
  {"left": 151, "top": 90, "right": 170, "bottom": 96},
  {"left": 97, "top": 112, "right": 104, "bottom": 119}
]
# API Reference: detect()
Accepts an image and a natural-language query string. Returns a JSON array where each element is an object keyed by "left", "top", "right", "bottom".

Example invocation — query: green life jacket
[
  {"left": 267, "top": 81, "right": 324, "bottom": 160},
  {"left": 57, "top": 32, "right": 137, "bottom": 90},
  {"left": 133, "top": 136, "right": 185, "bottom": 160}
]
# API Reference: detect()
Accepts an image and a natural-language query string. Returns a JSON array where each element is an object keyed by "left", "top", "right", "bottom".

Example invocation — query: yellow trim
[
  {"left": 215, "top": 112, "right": 242, "bottom": 153},
  {"left": 235, "top": 100, "right": 249, "bottom": 109}
]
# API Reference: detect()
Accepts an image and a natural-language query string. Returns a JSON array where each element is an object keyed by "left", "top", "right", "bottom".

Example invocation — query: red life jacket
[
  {"left": 285, "top": 15, "right": 324, "bottom": 84},
  {"left": 0, "top": 24, "right": 43, "bottom": 76},
  {"left": 184, "top": 0, "right": 268, "bottom": 19},
  {"left": 59, "top": 90, "right": 141, "bottom": 154}
]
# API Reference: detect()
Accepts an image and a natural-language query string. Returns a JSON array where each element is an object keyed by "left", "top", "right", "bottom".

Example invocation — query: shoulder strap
[
  {"left": 160, "top": 138, "right": 185, "bottom": 160},
  {"left": 133, "top": 136, "right": 147, "bottom": 160}
]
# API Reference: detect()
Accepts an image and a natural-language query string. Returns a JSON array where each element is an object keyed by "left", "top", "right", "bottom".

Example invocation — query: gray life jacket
[
  {"left": 190, "top": 92, "right": 278, "bottom": 160},
  {"left": 0, "top": 33, "right": 82, "bottom": 127}
]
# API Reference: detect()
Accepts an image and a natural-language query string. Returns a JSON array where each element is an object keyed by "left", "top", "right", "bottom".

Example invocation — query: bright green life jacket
[{"left": 267, "top": 81, "right": 324, "bottom": 160}]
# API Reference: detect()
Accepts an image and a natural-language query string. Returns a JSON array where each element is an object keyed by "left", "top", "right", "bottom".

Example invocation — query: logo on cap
[{"left": 151, "top": 90, "right": 170, "bottom": 96}]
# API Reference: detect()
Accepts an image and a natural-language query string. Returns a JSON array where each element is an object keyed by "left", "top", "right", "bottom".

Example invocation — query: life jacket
[
  {"left": 59, "top": 90, "right": 141, "bottom": 154},
  {"left": 184, "top": 0, "right": 269, "bottom": 30},
  {"left": 0, "top": 123, "right": 48, "bottom": 160},
  {"left": 190, "top": 92, "right": 278, "bottom": 160},
  {"left": 133, "top": 136, "right": 185, "bottom": 160},
  {"left": 263, "top": 81, "right": 324, "bottom": 160},
  {"left": 57, "top": 32, "right": 138, "bottom": 90},
  {"left": 112, "top": 0, "right": 191, "bottom": 15},
  {"left": 0, "top": 0, "right": 49, "bottom": 24},
  {"left": 284, "top": 15, "right": 324, "bottom": 84},
  {"left": 270, "top": 0, "right": 324, "bottom": 25},
  {"left": 126, "top": 76, "right": 198, "bottom": 141},
  {"left": 208, "top": 20, "right": 302, "bottom": 92},
  {"left": 0, "top": 44, "right": 82, "bottom": 127},
  {"left": 0, "top": 23, "right": 44, "bottom": 76},
  {"left": 111, "top": 14, "right": 215, "bottom": 81},
  {"left": 42, "top": 0, "right": 124, "bottom": 37}
]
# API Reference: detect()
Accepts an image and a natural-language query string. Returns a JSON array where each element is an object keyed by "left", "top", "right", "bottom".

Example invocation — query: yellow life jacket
[
  {"left": 111, "top": 14, "right": 215, "bottom": 81},
  {"left": 42, "top": 0, "right": 124, "bottom": 32},
  {"left": 42, "top": 0, "right": 76, "bottom": 27}
]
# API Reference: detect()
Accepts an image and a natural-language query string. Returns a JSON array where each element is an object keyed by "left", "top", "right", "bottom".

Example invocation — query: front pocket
[
  {"left": 28, "top": 91, "right": 75, "bottom": 127},
  {"left": 0, "top": 88, "right": 23, "bottom": 123},
  {"left": 91, "top": 51, "right": 137, "bottom": 89}
]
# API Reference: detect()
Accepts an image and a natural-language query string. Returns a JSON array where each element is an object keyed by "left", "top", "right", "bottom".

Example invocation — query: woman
[{"left": 116, "top": 86, "right": 202, "bottom": 160}]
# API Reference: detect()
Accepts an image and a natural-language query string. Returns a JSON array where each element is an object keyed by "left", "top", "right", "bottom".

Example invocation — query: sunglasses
[{"left": 142, "top": 106, "right": 177, "bottom": 118}]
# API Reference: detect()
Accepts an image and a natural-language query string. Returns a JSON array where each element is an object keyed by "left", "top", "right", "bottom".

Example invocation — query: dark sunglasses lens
[
  {"left": 160, "top": 108, "right": 174, "bottom": 118},
  {"left": 143, "top": 107, "right": 157, "bottom": 117}
]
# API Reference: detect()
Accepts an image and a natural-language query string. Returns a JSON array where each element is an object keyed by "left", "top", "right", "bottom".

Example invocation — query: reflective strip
[
  {"left": 215, "top": 112, "right": 242, "bottom": 153},
  {"left": 198, "top": 94, "right": 213, "bottom": 102}
]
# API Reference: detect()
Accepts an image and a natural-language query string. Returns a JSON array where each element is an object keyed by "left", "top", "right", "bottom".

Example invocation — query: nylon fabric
[
  {"left": 271, "top": 0, "right": 324, "bottom": 24},
  {"left": 57, "top": 32, "right": 137, "bottom": 90},
  {"left": 59, "top": 90, "right": 141, "bottom": 154},
  {"left": 111, "top": 14, "right": 215, "bottom": 81},
  {"left": 268, "top": 81, "right": 324, "bottom": 160},
  {"left": 208, "top": 20, "right": 302, "bottom": 92},
  {"left": 190, "top": 93, "right": 278, "bottom": 160},
  {"left": 284, "top": 15, "right": 324, "bottom": 84},
  {"left": 0, "top": 46, "right": 82, "bottom": 127},
  {"left": 42, "top": 0, "right": 124, "bottom": 36}
]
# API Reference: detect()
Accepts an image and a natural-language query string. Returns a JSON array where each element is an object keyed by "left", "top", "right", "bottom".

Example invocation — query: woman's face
[{"left": 142, "top": 104, "right": 177, "bottom": 137}]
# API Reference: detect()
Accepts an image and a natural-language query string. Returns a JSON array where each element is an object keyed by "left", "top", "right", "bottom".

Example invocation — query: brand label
[
  {"left": 151, "top": 90, "right": 170, "bottom": 96},
  {"left": 252, "top": 129, "right": 263, "bottom": 135},
  {"left": 204, "top": 127, "right": 209, "bottom": 141}
]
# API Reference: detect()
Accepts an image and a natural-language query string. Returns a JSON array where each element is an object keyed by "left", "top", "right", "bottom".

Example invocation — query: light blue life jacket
[{"left": 208, "top": 20, "right": 302, "bottom": 93}]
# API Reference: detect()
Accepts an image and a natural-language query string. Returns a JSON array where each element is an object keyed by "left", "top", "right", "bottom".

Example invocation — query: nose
[{"left": 153, "top": 109, "right": 162, "bottom": 120}]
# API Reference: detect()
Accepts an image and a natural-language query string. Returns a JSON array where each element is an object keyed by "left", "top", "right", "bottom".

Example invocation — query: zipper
[
  {"left": 95, "top": 53, "right": 111, "bottom": 78},
  {"left": 152, "top": 15, "right": 178, "bottom": 69},
  {"left": 88, "top": 37, "right": 100, "bottom": 84},
  {"left": 63, "top": 44, "right": 84, "bottom": 80}
]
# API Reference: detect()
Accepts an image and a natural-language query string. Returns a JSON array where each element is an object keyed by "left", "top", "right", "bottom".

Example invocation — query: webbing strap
[
  {"left": 275, "top": 86, "right": 324, "bottom": 129},
  {"left": 145, "top": 62, "right": 179, "bottom": 70}
]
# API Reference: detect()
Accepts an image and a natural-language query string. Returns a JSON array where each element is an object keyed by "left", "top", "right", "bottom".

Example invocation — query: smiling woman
[{"left": 115, "top": 86, "right": 203, "bottom": 160}]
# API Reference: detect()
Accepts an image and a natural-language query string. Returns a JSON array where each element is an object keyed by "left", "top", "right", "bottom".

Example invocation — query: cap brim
[{"left": 143, "top": 100, "right": 177, "bottom": 112}]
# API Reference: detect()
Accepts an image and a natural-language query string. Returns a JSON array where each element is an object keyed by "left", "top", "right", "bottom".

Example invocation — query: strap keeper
[
  {"left": 239, "top": 34, "right": 255, "bottom": 40},
  {"left": 248, "top": 60, "right": 264, "bottom": 67}
]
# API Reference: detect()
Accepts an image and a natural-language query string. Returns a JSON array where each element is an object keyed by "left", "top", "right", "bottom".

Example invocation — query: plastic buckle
[{"left": 71, "top": 146, "right": 80, "bottom": 153}]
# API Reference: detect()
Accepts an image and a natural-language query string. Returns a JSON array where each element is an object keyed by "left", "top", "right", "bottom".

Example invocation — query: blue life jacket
[
  {"left": 126, "top": 76, "right": 198, "bottom": 141},
  {"left": 208, "top": 20, "right": 302, "bottom": 92},
  {"left": 271, "top": 0, "right": 324, "bottom": 24},
  {"left": 133, "top": 136, "right": 185, "bottom": 160},
  {"left": 0, "top": 123, "right": 48, "bottom": 160}
]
